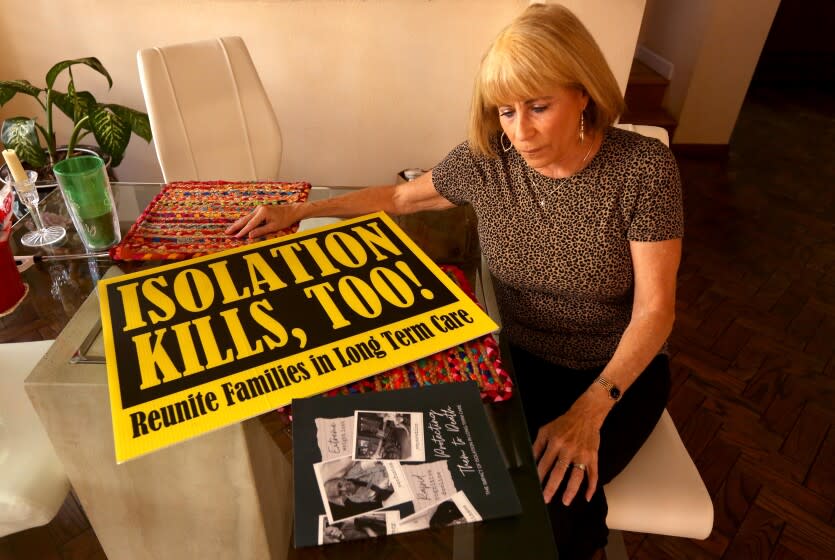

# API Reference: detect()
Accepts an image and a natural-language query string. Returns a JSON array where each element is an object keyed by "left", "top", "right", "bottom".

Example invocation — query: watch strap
[{"left": 595, "top": 376, "right": 621, "bottom": 401}]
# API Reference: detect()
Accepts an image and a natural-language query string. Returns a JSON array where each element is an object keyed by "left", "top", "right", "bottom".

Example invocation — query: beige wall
[
  {"left": 0, "top": 0, "right": 528, "bottom": 185},
  {"left": 2, "top": 0, "right": 774, "bottom": 177},
  {"left": 638, "top": 0, "right": 714, "bottom": 121},
  {"left": 639, "top": 0, "right": 781, "bottom": 144}
]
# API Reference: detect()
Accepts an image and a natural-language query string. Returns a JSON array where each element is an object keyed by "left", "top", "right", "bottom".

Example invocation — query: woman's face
[
  {"left": 326, "top": 478, "right": 357, "bottom": 502},
  {"left": 336, "top": 479, "right": 357, "bottom": 496},
  {"left": 496, "top": 86, "right": 589, "bottom": 177}
]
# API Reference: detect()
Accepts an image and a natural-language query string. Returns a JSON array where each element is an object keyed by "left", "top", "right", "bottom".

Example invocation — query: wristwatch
[{"left": 595, "top": 376, "right": 622, "bottom": 401}]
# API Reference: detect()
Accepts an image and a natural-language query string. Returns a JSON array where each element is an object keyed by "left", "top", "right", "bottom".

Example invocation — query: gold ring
[{"left": 572, "top": 463, "right": 587, "bottom": 471}]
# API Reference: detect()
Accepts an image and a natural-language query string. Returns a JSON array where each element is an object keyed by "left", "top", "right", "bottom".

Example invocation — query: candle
[{"left": 2, "top": 149, "right": 30, "bottom": 184}]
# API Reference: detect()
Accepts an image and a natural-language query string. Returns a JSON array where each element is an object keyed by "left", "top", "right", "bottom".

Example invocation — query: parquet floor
[
  {"left": 1, "top": 85, "right": 833, "bottom": 559},
  {"left": 624, "top": 85, "right": 835, "bottom": 559}
]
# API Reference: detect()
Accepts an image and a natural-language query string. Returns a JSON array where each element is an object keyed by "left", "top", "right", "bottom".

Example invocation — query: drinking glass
[
  {"left": 53, "top": 156, "right": 121, "bottom": 251},
  {"left": 2, "top": 170, "right": 67, "bottom": 247}
]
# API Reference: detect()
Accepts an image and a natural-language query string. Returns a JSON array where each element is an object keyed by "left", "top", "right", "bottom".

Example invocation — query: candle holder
[{"left": 4, "top": 170, "right": 67, "bottom": 247}]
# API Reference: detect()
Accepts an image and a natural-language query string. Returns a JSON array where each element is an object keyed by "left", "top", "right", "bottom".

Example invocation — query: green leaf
[
  {"left": 73, "top": 91, "right": 98, "bottom": 123},
  {"left": 34, "top": 122, "right": 52, "bottom": 146},
  {"left": 0, "top": 88, "right": 13, "bottom": 107},
  {"left": 108, "top": 104, "right": 153, "bottom": 142},
  {"left": 1, "top": 118, "right": 47, "bottom": 168},
  {"left": 89, "top": 105, "right": 130, "bottom": 166},
  {"left": 51, "top": 90, "right": 72, "bottom": 117},
  {"left": 46, "top": 57, "right": 112, "bottom": 90},
  {"left": 0, "top": 80, "right": 42, "bottom": 106},
  {"left": 52, "top": 90, "right": 97, "bottom": 125}
]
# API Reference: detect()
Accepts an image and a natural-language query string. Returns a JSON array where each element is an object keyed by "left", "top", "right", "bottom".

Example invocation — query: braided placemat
[
  {"left": 110, "top": 180, "right": 311, "bottom": 261},
  {"left": 284, "top": 265, "right": 512, "bottom": 412}
]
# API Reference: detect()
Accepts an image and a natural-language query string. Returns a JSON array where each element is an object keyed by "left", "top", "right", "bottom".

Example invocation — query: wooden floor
[
  {"left": 2, "top": 85, "right": 833, "bottom": 559},
  {"left": 625, "top": 85, "right": 835, "bottom": 559}
]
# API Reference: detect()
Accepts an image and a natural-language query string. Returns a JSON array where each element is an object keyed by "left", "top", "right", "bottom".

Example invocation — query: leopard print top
[{"left": 432, "top": 127, "right": 683, "bottom": 369}]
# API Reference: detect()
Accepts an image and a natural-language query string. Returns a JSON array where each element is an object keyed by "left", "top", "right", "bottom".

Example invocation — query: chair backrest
[
  {"left": 615, "top": 123, "right": 669, "bottom": 146},
  {"left": 137, "top": 36, "right": 282, "bottom": 183}
]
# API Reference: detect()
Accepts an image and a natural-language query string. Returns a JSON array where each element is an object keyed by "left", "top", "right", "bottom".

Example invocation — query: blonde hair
[{"left": 468, "top": 3, "right": 625, "bottom": 157}]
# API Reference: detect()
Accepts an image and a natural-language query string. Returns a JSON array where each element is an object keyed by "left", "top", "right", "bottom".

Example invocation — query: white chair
[
  {"left": 601, "top": 124, "right": 713, "bottom": 558},
  {"left": 137, "top": 36, "right": 282, "bottom": 183},
  {"left": 603, "top": 410, "right": 714, "bottom": 558},
  {"left": 0, "top": 340, "right": 70, "bottom": 537}
]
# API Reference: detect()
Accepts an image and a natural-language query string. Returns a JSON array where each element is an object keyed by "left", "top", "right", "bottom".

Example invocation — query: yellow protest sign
[{"left": 99, "top": 212, "right": 498, "bottom": 463}]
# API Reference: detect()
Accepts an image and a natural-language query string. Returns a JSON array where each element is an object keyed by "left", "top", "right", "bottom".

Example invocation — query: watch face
[{"left": 610, "top": 387, "right": 622, "bottom": 401}]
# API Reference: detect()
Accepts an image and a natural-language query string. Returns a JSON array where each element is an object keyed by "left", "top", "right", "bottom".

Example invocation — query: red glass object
[{"left": 0, "top": 223, "right": 26, "bottom": 314}]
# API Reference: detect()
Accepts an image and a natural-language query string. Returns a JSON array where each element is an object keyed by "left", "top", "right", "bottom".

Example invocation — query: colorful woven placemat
[
  {"left": 110, "top": 180, "right": 311, "bottom": 261},
  {"left": 284, "top": 265, "right": 512, "bottom": 412}
]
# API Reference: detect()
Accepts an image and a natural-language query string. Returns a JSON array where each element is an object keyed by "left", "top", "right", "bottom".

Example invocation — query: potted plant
[{"left": 0, "top": 57, "right": 152, "bottom": 184}]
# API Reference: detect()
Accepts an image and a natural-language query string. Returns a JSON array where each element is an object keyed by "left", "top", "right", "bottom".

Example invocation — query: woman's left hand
[{"left": 533, "top": 399, "right": 605, "bottom": 506}]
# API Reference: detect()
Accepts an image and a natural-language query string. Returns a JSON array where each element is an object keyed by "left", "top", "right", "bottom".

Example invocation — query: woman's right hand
[{"left": 225, "top": 203, "right": 303, "bottom": 239}]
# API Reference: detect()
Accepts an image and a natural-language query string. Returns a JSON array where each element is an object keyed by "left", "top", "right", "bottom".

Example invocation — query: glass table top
[{"left": 2, "top": 182, "right": 558, "bottom": 559}]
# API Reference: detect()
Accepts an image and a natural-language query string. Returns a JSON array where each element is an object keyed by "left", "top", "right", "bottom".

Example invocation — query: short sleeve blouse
[{"left": 431, "top": 127, "right": 683, "bottom": 368}]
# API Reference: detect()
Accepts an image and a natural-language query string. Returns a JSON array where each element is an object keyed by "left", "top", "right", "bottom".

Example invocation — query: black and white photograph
[
  {"left": 317, "top": 512, "right": 399, "bottom": 545},
  {"left": 352, "top": 410, "right": 425, "bottom": 462},
  {"left": 292, "top": 383, "right": 522, "bottom": 548},
  {"left": 313, "top": 456, "right": 413, "bottom": 523},
  {"left": 394, "top": 491, "right": 482, "bottom": 534}
]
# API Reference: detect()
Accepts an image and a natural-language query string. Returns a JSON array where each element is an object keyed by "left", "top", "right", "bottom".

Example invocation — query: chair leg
[{"left": 605, "top": 529, "right": 629, "bottom": 560}]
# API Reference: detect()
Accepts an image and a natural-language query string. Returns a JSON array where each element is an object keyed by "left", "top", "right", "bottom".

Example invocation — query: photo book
[{"left": 292, "top": 381, "right": 522, "bottom": 547}]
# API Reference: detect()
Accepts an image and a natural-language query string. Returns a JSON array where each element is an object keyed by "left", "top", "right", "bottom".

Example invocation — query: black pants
[{"left": 509, "top": 345, "right": 671, "bottom": 560}]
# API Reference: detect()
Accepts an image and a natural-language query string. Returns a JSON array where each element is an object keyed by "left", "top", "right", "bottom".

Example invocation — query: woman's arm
[
  {"left": 225, "top": 170, "right": 455, "bottom": 239},
  {"left": 534, "top": 237, "right": 681, "bottom": 505}
]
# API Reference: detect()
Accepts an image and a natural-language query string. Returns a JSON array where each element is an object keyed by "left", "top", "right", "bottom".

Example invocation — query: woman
[
  {"left": 228, "top": 3, "right": 682, "bottom": 557},
  {"left": 324, "top": 462, "right": 395, "bottom": 521}
]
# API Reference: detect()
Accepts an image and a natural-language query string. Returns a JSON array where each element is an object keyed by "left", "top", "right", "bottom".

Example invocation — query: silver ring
[{"left": 572, "top": 463, "right": 587, "bottom": 471}]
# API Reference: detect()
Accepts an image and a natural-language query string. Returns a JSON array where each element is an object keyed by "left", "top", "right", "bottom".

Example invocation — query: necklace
[{"left": 536, "top": 135, "right": 596, "bottom": 208}]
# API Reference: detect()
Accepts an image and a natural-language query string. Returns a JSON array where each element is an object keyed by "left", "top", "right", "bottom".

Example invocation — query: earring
[
  {"left": 579, "top": 112, "right": 585, "bottom": 144},
  {"left": 501, "top": 132, "right": 513, "bottom": 153}
]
